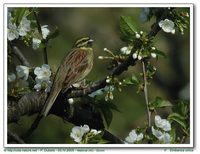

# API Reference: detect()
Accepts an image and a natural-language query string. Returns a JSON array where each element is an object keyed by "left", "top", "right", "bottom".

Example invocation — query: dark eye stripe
[{"left": 74, "top": 37, "right": 90, "bottom": 47}]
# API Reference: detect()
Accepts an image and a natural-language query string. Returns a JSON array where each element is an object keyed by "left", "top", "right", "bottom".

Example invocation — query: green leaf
[
  {"left": 101, "top": 108, "right": 113, "bottom": 128},
  {"left": 131, "top": 74, "right": 139, "bottom": 84},
  {"left": 149, "top": 97, "right": 172, "bottom": 110},
  {"left": 97, "top": 101, "right": 120, "bottom": 112},
  {"left": 106, "top": 102, "right": 120, "bottom": 112},
  {"left": 168, "top": 113, "right": 187, "bottom": 130},
  {"left": 46, "top": 27, "right": 59, "bottom": 41},
  {"left": 172, "top": 100, "right": 189, "bottom": 117},
  {"left": 170, "top": 128, "right": 176, "bottom": 143},
  {"left": 123, "top": 74, "right": 140, "bottom": 85},
  {"left": 39, "top": 42, "right": 46, "bottom": 49},
  {"left": 98, "top": 138, "right": 110, "bottom": 144},
  {"left": 15, "top": 8, "right": 27, "bottom": 25},
  {"left": 95, "top": 100, "right": 120, "bottom": 128},
  {"left": 153, "top": 50, "right": 167, "bottom": 58},
  {"left": 120, "top": 16, "right": 136, "bottom": 42},
  {"left": 120, "top": 16, "right": 136, "bottom": 34}
]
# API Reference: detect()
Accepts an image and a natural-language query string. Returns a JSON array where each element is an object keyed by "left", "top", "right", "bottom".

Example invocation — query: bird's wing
[{"left": 41, "top": 48, "right": 89, "bottom": 116}]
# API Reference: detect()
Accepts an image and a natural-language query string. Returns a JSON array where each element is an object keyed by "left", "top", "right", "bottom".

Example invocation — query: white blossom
[
  {"left": 154, "top": 115, "right": 171, "bottom": 131},
  {"left": 7, "top": 22, "right": 19, "bottom": 41},
  {"left": 34, "top": 83, "right": 42, "bottom": 92},
  {"left": 41, "top": 25, "right": 50, "bottom": 39},
  {"left": 7, "top": 14, "right": 31, "bottom": 40},
  {"left": 34, "top": 64, "right": 51, "bottom": 81},
  {"left": 82, "top": 125, "right": 90, "bottom": 133},
  {"left": 151, "top": 53, "right": 157, "bottom": 58},
  {"left": 159, "top": 19, "right": 175, "bottom": 34},
  {"left": 161, "top": 132, "right": 171, "bottom": 144},
  {"left": 70, "top": 126, "right": 85, "bottom": 143},
  {"left": 152, "top": 127, "right": 171, "bottom": 144},
  {"left": 140, "top": 31, "right": 143, "bottom": 35},
  {"left": 8, "top": 73, "right": 16, "bottom": 82},
  {"left": 68, "top": 98, "right": 74, "bottom": 104},
  {"left": 152, "top": 126, "right": 163, "bottom": 140},
  {"left": 70, "top": 124, "right": 102, "bottom": 143},
  {"left": 44, "top": 80, "right": 52, "bottom": 92},
  {"left": 34, "top": 64, "right": 52, "bottom": 92},
  {"left": 151, "top": 46, "right": 156, "bottom": 50},
  {"left": 16, "top": 65, "right": 29, "bottom": 80},
  {"left": 32, "top": 38, "right": 41, "bottom": 50},
  {"left": 120, "top": 47, "right": 131, "bottom": 55},
  {"left": 18, "top": 16, "right": 31, "bottom": 36},
  {"left": 90, "top": 129, "right": 101, "bottom": 135},
  {"left": 70, "top": 124, "right": 91, "bottom": 143},
  {"left": 125, "top": 129, "right": 143, "bottom": 143},
  {"left": 34, "top": 79, "right": 52, "bottom": 92}
]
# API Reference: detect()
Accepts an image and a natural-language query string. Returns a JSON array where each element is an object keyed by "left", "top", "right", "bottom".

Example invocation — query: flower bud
[
  {"left": 135, "top": 33, "right": 141, "bottom": 39},
  {"left": 98, "top": 56, "right": 104, "bottom": 59},
  {"left": 132, "top": 53, "right": 138, "bottom": 59},
  {"left": 104, "top": 48, "right": 108, "bottom": 51},
  {"left": 138, "top": 55, "right": 142, "bottom": 60},
  {"left": 106, "top": 78, "right": 111, "bottom": 83},
  {"left": 68, "top": 98, "right": 74, "bottom": 104},
  {"left": 151, "top": 53, "right": 157, "bottom": 58}
]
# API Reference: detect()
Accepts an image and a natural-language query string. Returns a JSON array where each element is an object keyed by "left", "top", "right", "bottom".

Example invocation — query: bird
[{"left": 41, "top": 37, "right": 94, "bottom": 116}]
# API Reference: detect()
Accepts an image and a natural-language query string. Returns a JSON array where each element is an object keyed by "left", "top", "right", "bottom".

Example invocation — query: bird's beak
[
  {"left": 88, "top": 39, "right": 94, "bottom": 43},
  {"left": 87, "top": 39, "right": 94, "bottom": 47}
]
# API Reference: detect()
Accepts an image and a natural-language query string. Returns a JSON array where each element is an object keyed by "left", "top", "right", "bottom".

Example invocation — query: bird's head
[{"left": 73, "top": 37, "right": 94, "bottom": 48}]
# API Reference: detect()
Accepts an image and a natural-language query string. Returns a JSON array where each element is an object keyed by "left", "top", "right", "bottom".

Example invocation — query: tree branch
[
  {"left": 33, "top": 10, "right": 48, "bottom": 64},
  {"left": 11, "top": 46, "right": 31, "bottom": 67},
  {"left": 142, "top": 61, "right": 151, "bottom": 127}
]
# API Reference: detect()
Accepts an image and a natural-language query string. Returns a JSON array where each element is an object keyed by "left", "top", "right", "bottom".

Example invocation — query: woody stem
[{"left": 142, "top": 61, "right": 151, "bottom": 127}]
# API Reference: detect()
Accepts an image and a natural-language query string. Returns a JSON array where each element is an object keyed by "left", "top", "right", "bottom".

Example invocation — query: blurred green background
[{"left": 8, "top": 7, "right": 190, "bottom": 143}]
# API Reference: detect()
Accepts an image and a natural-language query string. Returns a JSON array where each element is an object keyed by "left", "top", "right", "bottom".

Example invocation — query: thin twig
[
  {"left": 43, "top": 45, "right": 48, "bottom": 64},
  {"left": 22, "top": 115, "right": 43, "bottom": 139},
  {"left": 33, "top": 11, "right": 42, "bottom": 34},
  {"left": 11, "top": 46, "right": 31, "bottom": 67},
  {"left": 8, "top": 130, "right": 25, "bottom": 144},
  {"left": 142, "top": 61, "right": 151, "bottom": 127},
  {"left": 33, "top": 10, "right": 48, "bottom": 64}
]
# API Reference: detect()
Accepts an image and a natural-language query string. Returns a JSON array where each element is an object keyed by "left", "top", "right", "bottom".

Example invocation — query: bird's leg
[
  {"left": 82, "top": 79, "right": 86, "bottom": 95},
  {"left": 72, "top": 79, "right": 89, "bottom": 95}
]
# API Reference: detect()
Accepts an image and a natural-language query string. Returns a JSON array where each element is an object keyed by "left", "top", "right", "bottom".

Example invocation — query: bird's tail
[{"left": 41, "top": 88, "right": 61, "bottom": 116}]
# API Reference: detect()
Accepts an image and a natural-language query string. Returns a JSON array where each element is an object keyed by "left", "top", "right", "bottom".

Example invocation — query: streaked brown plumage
[{"left": 41, "top": 37, "right": 94, "bottom": 116}]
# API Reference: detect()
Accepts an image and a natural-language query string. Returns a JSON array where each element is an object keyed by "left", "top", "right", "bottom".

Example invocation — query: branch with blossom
[{"left": 7, "top": 7, "right": 190, "bottom": 144}]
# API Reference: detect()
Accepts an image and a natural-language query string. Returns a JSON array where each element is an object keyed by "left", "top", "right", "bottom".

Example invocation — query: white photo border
[{"left": 3, "top": 3, "right": 194, "bottom": 148}]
